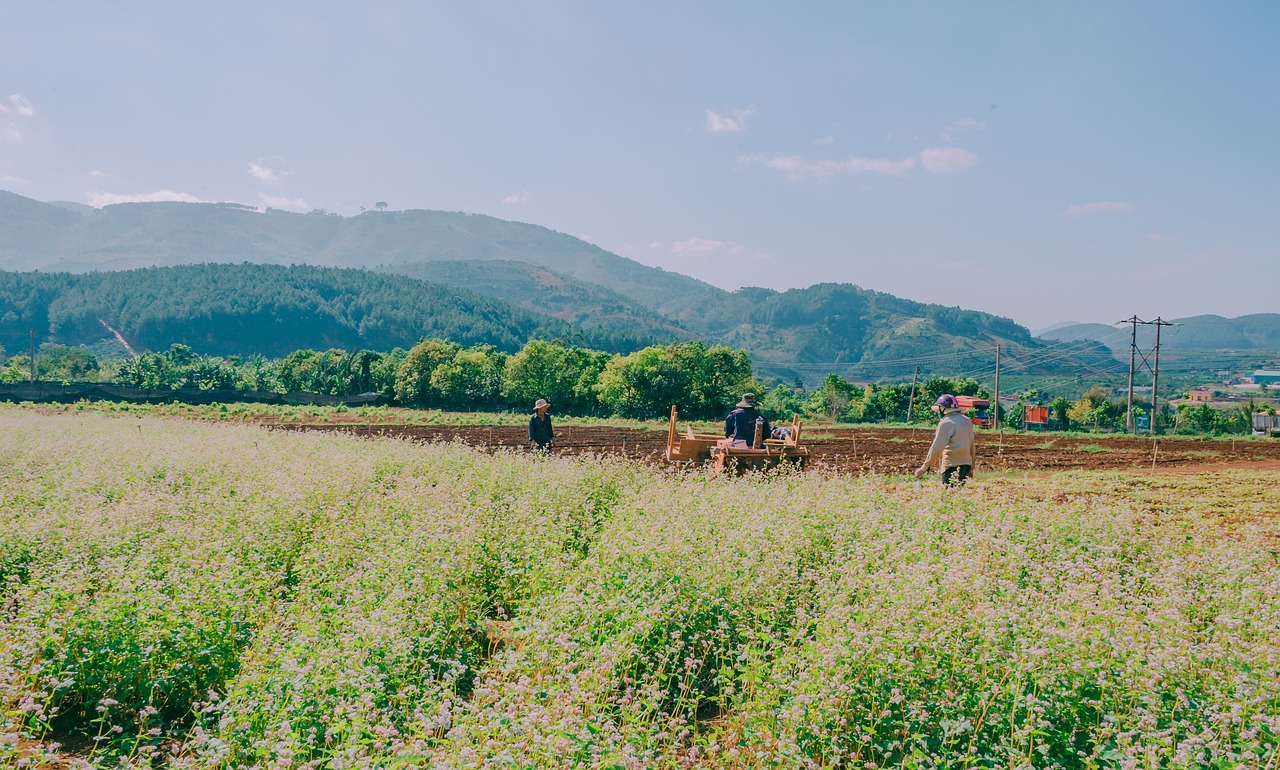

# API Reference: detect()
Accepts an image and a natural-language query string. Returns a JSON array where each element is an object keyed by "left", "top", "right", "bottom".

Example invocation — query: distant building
[
  {"left": 1024, "top": 405, "right": 1050, "bottom": 430},
  {"left": 1187, "top": 389, "right": 1213, "bottom": 402},
  {"left": 1254, "top": 370, "right": 1280, "bottom": 386}
]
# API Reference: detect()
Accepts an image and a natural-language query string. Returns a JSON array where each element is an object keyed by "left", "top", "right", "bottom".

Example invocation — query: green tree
[
  {"left": 430, "top": 345, "right": 506, "bottom": 409},
  {"left": 0, "top": 355, "right": 31, "bottom": 383},
  {"left": 395, "top": 339, "right": 460, "bottom": 407},
  {"left": 1049, "top": 396, "right": 1073, "bottom": 431},
  {"left": 762, "top": 383, "right": 804, "bottom": 421},
  {"left": 502, "top": 340, "right": 609, "bottom": 415},
  {"left": 115, "top": 352, "right": 183, "bottom": 389},
  {"left": 275, "top": 350, "right": 325, "bottom": 393},
  {"left": 802, "top": 374, "right": 861, "bottom": 422},
  {"left": 371, "top": 347, "right": 406, "bottom": 396},
  {"left": 1067, "top": 386, "right": 1122, "bottom": 430},
  {"left": 36, "top": 345, "right": 99, "bottom": 382},
  {"left": 1175, "top": 403, "right": 1219, "bottom": 435},
  {"left": 594, "top": 342, "right": 754, "bottom": 420},
  {"left": 859, "top": 383, "right": 912, "bottom": 423}
]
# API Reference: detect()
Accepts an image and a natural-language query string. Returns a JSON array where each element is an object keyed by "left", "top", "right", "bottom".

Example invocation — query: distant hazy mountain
[
  {"left": 1040, "top": 314, "right": 1280, "bottom": 352},
  {"left": 0, "top": 190, "right": 1112, "bottom": 381},
  {"left": 1030, "top": 321, "right": 1083, "bottom": 337},
  {"left": 0, "top": 190, "right": 721, "bottom": 317}
]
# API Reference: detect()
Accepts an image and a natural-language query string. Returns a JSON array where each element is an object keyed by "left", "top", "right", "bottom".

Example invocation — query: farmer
[
  {"left": 528, "top": 398, "right": 554, "bottom": 452},
  {"left": 724, "top": 393, "right": 771, "bottom": 448},
  {"left": 914, "top": 393, "right": 977, "bottom": 486}
]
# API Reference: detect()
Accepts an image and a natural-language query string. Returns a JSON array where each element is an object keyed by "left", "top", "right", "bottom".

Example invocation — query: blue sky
[{"left": 1, "top": 2, "right": 1276, "bottom": 330}]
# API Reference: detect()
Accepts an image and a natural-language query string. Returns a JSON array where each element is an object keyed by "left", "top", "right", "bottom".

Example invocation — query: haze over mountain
[
  {"left": 1040, "top": 315, "right": 1280, "bottom": 354},
  {"left": 0, "top": 191, "right": 1118, "bottom": 383}
]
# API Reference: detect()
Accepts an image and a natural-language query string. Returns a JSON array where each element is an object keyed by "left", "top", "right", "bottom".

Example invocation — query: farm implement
[{"left": 664, "top": 405, "right": 810, "bottom": 474}]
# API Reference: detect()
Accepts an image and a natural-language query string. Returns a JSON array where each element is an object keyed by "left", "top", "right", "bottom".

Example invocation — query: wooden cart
[{"left": 665, "top": 405, "right": 809, "bottom": 474}]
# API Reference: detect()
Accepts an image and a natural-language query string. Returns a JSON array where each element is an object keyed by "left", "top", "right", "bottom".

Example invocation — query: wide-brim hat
[
  {"left": 736, "top": 393, "right": 758, "bottom": 408},
  {"left": 534, "top": 398, "right": 550, "bottom": 410}
]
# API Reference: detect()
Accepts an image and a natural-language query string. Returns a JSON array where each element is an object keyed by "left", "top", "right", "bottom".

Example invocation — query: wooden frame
[{"left": 665, "top": 405, "right": 809, "bottom": 474}]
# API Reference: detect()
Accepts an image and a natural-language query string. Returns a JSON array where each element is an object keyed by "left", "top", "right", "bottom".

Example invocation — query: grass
[
  {"left": 1076, "top": 443, "right": 1113, "bottom": 453},
  {"left": 2, "top": 404, "right": 1278, "bottom": 768}
]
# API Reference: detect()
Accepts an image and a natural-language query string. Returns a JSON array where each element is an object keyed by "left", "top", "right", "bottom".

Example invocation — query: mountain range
[
  {"left": 1040, "top": 316, "right": 1280, "bottom": 353},
  {"left": 1, "top": 190, "right": 1130, "bottom": 384}
]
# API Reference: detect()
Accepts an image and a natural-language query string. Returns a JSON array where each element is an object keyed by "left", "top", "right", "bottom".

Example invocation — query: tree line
[
  {"left": 0, "top": 339, "right": 755, "bottom": 420},
  {"left": 0, "top": 339, "right": 1268, "bottom": 434}
]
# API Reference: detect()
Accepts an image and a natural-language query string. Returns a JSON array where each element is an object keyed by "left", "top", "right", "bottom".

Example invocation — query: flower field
[{"left": 2, "top": 407, "right": 1278, "bottom": 769}]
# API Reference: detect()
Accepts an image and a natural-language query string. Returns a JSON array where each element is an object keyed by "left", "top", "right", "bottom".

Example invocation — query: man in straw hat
[
  {"left": 914, "top": 393, "right": 976, "bottom": 486},
  {"left": 529, "top": 398, "right": 554, "bottom": 452},
  {"left": 723, "top": 392, "right": 771, "bottom": 448}
]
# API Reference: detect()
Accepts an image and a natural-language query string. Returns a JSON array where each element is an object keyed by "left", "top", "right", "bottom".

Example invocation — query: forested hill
[
  {"left": 0, "top": 191, "right": 1113, "bottom": 381},
  {"left": 378, "top": 259, "right": 692, "bottom": 337},
  {"left": 0, "top": 264, "right": 667, "bottom": 357},
  {"left": 0, "top": 191, "right": 722, "bottom": 317}
]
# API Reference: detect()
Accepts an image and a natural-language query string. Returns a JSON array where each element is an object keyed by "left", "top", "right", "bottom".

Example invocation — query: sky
[{"left": 1, "top": 1, "right": 1277, "bottom": 331}]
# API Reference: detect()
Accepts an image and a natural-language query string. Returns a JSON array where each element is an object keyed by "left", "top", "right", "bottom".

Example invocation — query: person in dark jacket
[
  {"left": 724, "top": 393, "right": 771, "bottom": 447},
  {"left": 528, "top": 398, "right": 553, "bottom": 451}
]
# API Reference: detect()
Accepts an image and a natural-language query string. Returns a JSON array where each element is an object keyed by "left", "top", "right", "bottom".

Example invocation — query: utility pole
[
  {"left": 1150, "top": 316, "right": 1171, "bottom": 435},
  {"left": 993, "top": 344, "right": 1002, "bottom": 451},
  {"left": 1122, "top": 315, "right": 1138, "bottom": 433},
  {"left": 906, "top": 366, "right": 919, "bottom": 423},
  {"left": 29, "top": 329, "right": 35, "bottom": 384},
  {"left": 1118, "top": 316, "right": 1175, "bottom": 434}
]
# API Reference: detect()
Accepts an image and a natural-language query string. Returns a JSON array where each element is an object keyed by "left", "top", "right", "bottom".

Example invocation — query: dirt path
[{"left": 271, "top": 423, "right": 1280, "bottom": 474}]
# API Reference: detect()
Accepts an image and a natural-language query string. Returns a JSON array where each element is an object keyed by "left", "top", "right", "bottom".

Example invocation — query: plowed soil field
[{"left": 273, "top": 422, "right": 1280, "bottom": 474}]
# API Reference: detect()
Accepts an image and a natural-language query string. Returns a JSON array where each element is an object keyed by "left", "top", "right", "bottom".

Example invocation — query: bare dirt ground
[{"left": 271, "top": 422, "right": 1280, "bottom": 475}]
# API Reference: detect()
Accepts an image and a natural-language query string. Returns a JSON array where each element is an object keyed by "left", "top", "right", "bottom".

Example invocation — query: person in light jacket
[{"left": 914, "top": 394, "right": 976, "bottom": 486}]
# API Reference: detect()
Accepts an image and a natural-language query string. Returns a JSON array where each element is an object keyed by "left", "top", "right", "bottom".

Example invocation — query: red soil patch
[{"left": 271, "top": 423, "right": 1280, "bottom": 475}]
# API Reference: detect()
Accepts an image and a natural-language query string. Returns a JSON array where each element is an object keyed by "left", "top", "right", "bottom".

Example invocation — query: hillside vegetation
[
  {"left": 0, "top": 264, "right": 665, "bottom": 357},
  {"left": 379, "top": 259, "right": 691, "bottom": 337},
  {"left": 1, "top": 191, "right": 1115, "bottom": 381}
]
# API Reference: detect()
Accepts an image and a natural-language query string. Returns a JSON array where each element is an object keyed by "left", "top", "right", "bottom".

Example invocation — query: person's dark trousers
[{"left": 942, "top": 464, "right": 972, "bottom": 486}]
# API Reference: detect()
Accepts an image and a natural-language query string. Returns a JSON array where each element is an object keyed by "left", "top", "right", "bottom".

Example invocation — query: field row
[{"left": 1, "top": 407, "right": 1278, "bottom": 768}]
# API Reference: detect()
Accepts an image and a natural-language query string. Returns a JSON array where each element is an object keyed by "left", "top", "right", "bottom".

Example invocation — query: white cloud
[
  {"left": 247, "top": 162, "right": 285, "bottom": 184},
  {"left": 7, "top": 94, "right": 36, "bottom": 117},
  {"left": 811, "top": 135, "right": 835, "bottom": 146},
  {"left": 89, "top": 170, "right": 106, "bottom": 177},
  {"left": 1, "top": 175, "right": 29, "bottom": 185},
  {"left": 259, "top": 193, "right": 309, "bottom": 211},
  {"left": 705, "top": 107, "right": 756, "bottom": 133},
  {"left": 746, "top": 153, "right": 915, "bottom": 181},
  {"left": 920, "top": 146, "right": 980, "bottom": 173},
  {"left": 940, "top": 117, "right": 985, "bottom": 142},
  {"left": 502, "top": 190, "right": 530, "bottom": 204},
  {"left": 0, "top": 94, "right": 36, "bottom": 140},
  {"left": 87, "top": 189, "right": 201, "bottom": 207},
  {"left": 668, "top": 236, "right": 746, "bottom": 259},
  {"left": 1065, "top": 200, "right": 1132, "bottom": 218}
]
